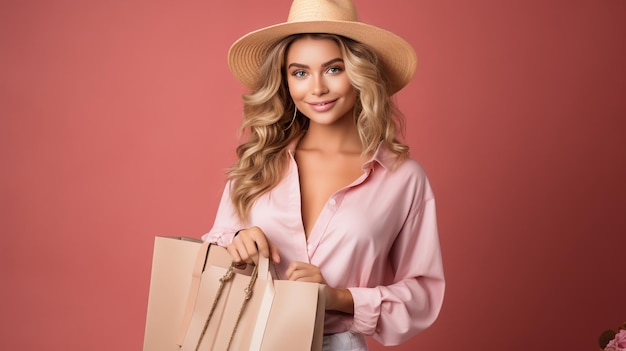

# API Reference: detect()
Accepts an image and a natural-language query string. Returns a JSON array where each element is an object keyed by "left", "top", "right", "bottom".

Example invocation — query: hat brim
[{"left": 228, "top": 20, "right": 417, "bottom": 94}]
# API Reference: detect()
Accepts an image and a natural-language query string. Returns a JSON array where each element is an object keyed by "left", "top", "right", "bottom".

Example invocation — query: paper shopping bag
[
  {"left": 180, "top": 244, "right": 325, "bottom": 351},
  {"left": 143, "top": 236, "right": 201, "bottom": 351},
  {"left": 143, "top": 237, "right": 236, "bottom": 351}
]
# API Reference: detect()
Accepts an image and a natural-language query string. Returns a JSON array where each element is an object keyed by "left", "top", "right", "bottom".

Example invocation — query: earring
[{"left": 285, "top": 107, "right": 297, "bottom": 130}]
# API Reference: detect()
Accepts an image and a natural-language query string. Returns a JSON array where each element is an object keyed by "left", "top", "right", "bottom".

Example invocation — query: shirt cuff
[
  {"left": 201, "top": 229, "right": 238, "bottom": 247},
  {"left": 346, "top": 286, "right": 381, "bottom": 336}
]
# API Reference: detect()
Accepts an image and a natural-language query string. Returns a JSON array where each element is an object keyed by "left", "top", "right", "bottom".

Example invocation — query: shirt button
[
  {"left": 329, "top": 198, "right": 336, "bottom": 206},
  {"left": 307, "top": 244, "right": 313, "bottom": 251}
]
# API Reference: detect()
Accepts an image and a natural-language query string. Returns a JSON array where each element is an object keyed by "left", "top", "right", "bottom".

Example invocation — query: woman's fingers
[
  {"left": 227, "top": 226, "right": 280, "bottom": 265},
  {"left": 285, "top": 261, "right": 326, "bottom": 284},
  {"left": 268, "top": 240, "right": 281, "bottom": 265},
  {"left": 226, "top": 243, "right": 244, "bottom": 263}
]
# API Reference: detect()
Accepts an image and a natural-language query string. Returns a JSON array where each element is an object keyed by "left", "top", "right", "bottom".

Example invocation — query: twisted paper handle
[
  {"left": 195, "top": 265, "right": 234, "bottom": 351},
  {"left": 194, "top": 263, "right": 260, "bottom": 351},
  {"left": 226, "top": 264, "right": 259, "bottom": 350}
]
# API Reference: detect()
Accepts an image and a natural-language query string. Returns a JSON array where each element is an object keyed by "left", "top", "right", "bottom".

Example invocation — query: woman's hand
[
  {"left": 285, "top": 261, "right": 327, "bottom": 284},
  {"left": 286, "top": 261, "right": 354, "bottom": 314},
  {"left": 226, "top": 226, "right": 280, "bottom": 265}
]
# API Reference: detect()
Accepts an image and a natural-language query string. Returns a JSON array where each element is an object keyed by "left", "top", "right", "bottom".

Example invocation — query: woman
[{"left": 203, "top": 0, "right": 445, "bottom": 349}]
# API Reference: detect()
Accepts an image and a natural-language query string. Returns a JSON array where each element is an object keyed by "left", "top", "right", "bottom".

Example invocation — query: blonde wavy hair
[{"left": 228, "top": 33, "right": 409, "bottom": 221}]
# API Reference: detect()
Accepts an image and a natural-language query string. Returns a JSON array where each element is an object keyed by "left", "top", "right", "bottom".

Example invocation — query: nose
[{"left": 311, "top": 75, "right": 329, "bottom": 96}]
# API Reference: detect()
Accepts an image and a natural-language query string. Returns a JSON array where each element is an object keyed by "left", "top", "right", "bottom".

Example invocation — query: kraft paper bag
[
  {"left": 144, "top": 236, "right": 325, "bottom": 351},
  {"left": 180, "top": 245, "right": 325, "bottom": 351},
  {"left": 143, "top": 236, "right": 204, "bottom": 351}
]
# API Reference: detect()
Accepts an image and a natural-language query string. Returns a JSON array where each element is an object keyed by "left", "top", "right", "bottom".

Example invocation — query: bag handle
[
  {"left": 249, "top": 255, "right": 278, "bottom": 351},
  {"left": 194, "top": 264, "right": 235, "bottom": 351},
  {"left": 194, "top": 253, "right": 274, "bottom": 351},
  {"left": 226, "top": 264, "right": 259, "bottom": 349}
]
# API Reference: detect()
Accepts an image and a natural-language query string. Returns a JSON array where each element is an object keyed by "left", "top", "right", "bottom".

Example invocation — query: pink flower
[{"left": 607, "top": 330, "right": 626, "bottom": 350}]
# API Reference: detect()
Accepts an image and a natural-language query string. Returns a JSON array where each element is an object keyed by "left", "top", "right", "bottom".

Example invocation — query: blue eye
[
  {"left": 327, "top": 66, "right": 342, "bottom": 74},
  {"left": 293, "top": 70, "right": 307, "bottom": 78}
]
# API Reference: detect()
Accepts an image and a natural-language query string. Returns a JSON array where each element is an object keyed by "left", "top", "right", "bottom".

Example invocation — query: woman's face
[{"left": 285, "top": 36, "right": 357, "bottom": 127}]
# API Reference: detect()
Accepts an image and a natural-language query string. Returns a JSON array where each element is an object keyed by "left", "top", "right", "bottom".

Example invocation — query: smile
[{"left": 307, "top": 99, "right": 337, "bottom": 112}]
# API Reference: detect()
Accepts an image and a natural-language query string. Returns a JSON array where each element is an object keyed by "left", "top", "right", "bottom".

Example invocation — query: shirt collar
[{"left": 363, "top": 142, "right": 397, "bottom": 170}]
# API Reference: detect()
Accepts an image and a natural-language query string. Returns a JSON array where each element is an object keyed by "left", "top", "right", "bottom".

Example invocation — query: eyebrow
[{"left": 287, "top": 58, "right": 344, "bottom": 70}]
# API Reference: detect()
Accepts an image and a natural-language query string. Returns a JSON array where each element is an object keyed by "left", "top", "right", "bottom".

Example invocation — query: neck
[{"left": 298, "top": 119, "right": 362, "bottom": 153}]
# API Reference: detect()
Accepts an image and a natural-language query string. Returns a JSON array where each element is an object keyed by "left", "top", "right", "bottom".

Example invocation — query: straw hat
[{"left": 227, "top": 0, "right": 417, "bottom": 94}]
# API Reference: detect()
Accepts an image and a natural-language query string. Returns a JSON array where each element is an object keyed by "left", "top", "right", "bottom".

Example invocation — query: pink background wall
[{"left": 1, "top": 0, "right": 625, "bottom": 350}]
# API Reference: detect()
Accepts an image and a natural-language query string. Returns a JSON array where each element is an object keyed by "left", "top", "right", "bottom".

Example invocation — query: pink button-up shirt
[{"left": 202, "top": 141, "right": 445, "bottom": 346}]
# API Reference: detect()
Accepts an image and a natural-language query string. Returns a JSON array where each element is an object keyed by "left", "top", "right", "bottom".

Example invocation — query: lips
[{"left": 307, "top": 99, "right": 337, "bottom": 112}]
